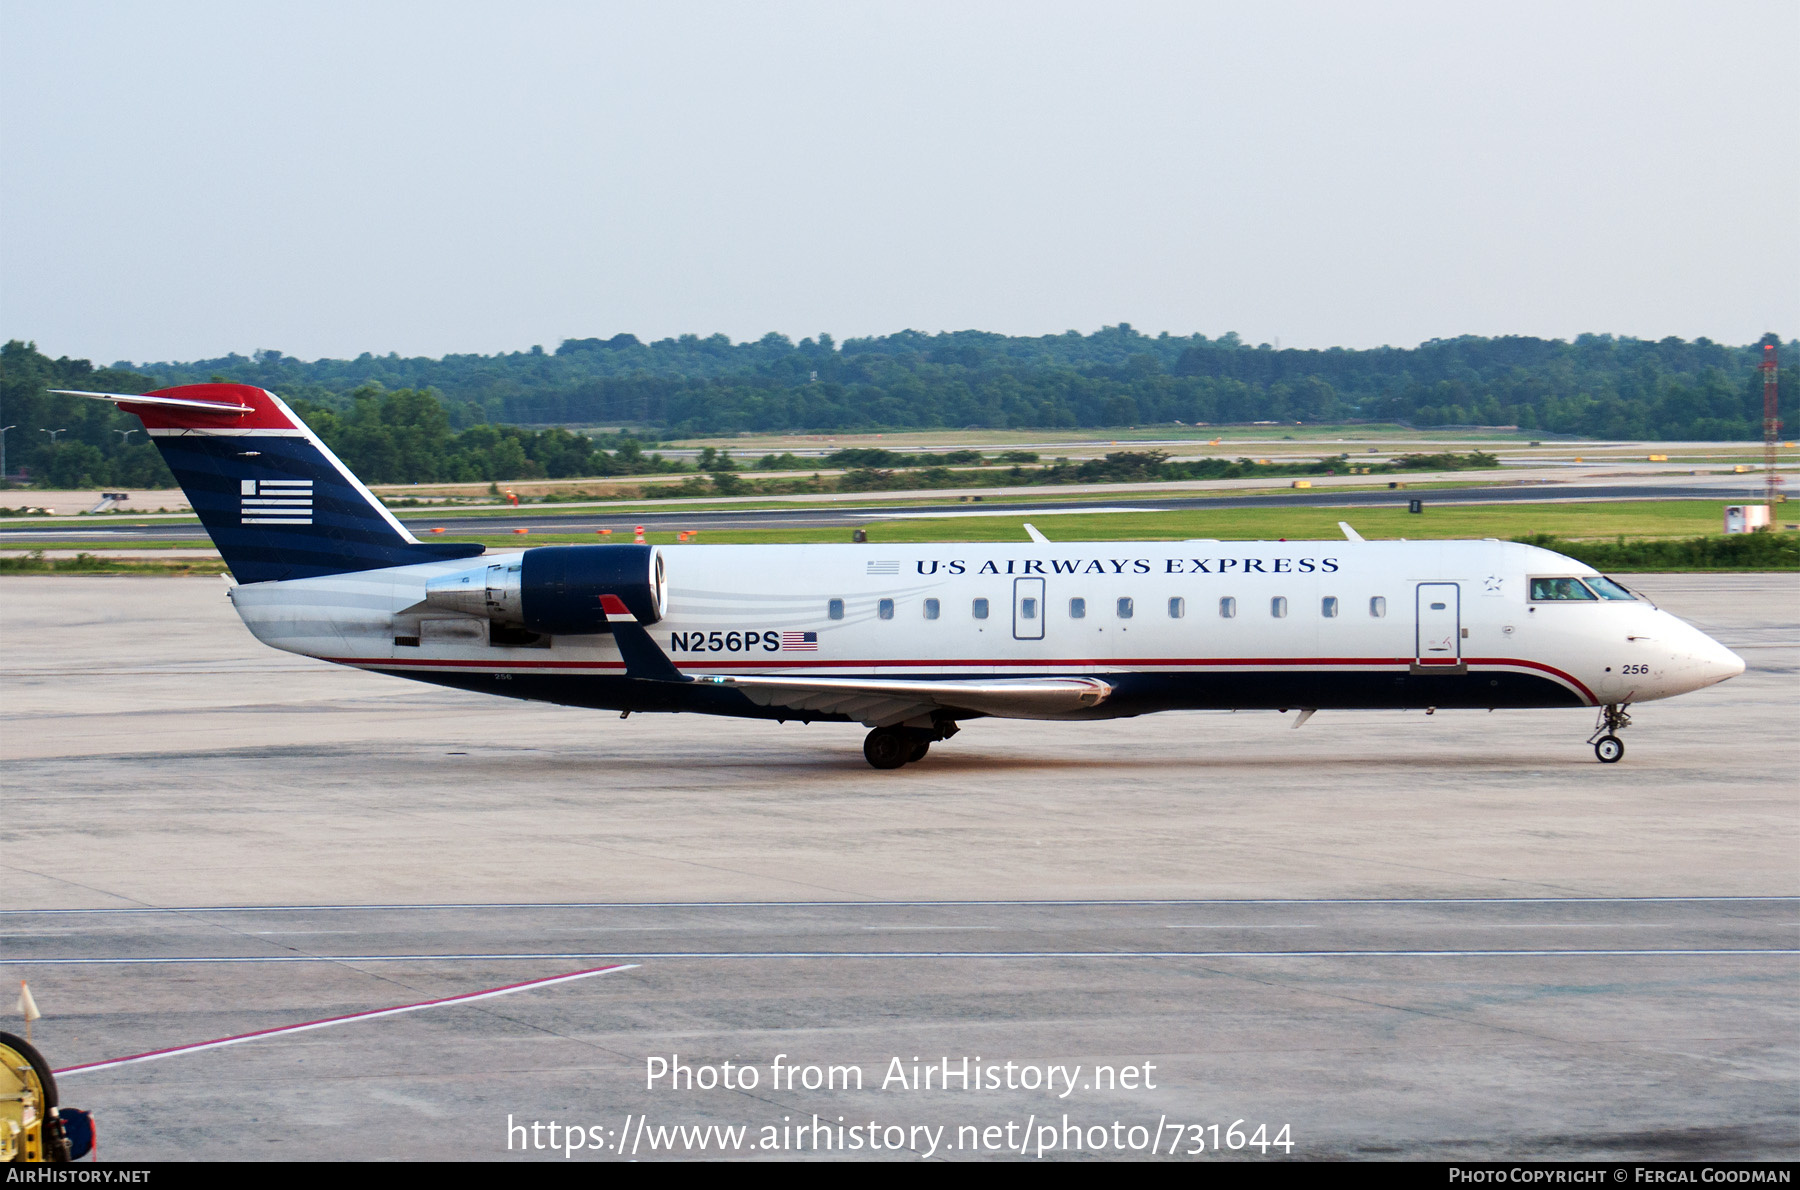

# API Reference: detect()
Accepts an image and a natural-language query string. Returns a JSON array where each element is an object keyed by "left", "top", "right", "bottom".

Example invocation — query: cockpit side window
[
  {"left": 1530, "top": 577, "right": 1599, "bottom": 601},
  {"left": 1585, "top": 576, "right": 1638, "bottom": 600}
]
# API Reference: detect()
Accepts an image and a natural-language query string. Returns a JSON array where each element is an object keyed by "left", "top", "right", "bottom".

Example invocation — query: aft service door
[
  {"left": 1013, "top": 577, "right": 1045, "bottom": 641},
  {"left": 1415, "top": 583, "right": 1461, "bottom": 668}
]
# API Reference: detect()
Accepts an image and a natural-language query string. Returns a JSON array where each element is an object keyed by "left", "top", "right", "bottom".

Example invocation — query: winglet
[
  {"left": 1023, "top": 523, "right": 1049, "bottom": 544},
  {"left": 599, "top": 595, "right": 688, "bottom": 682},
  {"left": 1338, "top": 521, "right": 1364, "bottom": 542}
]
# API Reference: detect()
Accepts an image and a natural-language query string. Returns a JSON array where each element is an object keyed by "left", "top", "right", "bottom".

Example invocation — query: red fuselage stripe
[{"left": 325, "top": 655, "right": 1597, "bottom": 704}]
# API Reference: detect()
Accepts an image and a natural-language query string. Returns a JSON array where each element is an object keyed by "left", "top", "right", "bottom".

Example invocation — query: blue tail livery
[{"left": 54, "top": 383, "right": 484, "bottom": 584}]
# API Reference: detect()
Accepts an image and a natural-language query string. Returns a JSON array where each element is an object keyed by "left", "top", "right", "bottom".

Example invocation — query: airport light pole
[
  {"left": 41, "top": 428, "right": 68, "bottom": 445},
  {"left": 1763, "top": 342, "right": 1782, "bottom": 519},
  {"left": 112, "top": 428, "right": 140, "bottom": 445}
]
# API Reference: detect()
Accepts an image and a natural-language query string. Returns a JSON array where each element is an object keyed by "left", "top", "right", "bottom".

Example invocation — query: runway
[
  {"left": 2, "top": 573, "right": 1795, "bottom": 1159},
  {"left": 0, "top": 474, "right": 1777, "bottom": 543}
]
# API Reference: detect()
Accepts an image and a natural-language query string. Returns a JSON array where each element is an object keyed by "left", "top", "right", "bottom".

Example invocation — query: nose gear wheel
[{"left": 1587, "top": 703, "right": 1632, "bottom": 763}]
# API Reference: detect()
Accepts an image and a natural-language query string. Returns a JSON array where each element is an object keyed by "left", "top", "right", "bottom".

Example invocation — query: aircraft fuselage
[{"left": 227, "top": 538, "right": 1742, "bottom": 720}]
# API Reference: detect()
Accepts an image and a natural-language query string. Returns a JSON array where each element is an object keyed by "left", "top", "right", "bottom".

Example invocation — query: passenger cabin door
[
  {"left": 1414, "top": 583, "right": 1462, "bottom": 669},
  {"left": 1013, "top": 577, "right": 1045, "bottom": 641}
]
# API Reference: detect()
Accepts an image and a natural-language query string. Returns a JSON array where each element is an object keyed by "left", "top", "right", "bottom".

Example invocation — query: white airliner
[{"left": 60, "top": 383, "right": 1745, "bottom": 768}]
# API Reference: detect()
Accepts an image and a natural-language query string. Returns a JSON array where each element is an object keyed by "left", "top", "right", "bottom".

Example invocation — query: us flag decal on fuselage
[
  {"left": 781, "top": 631, "right": 819, "bottom": 651},
  {"left": 241, "top": 478, "right": 314, "bottom": 524}
]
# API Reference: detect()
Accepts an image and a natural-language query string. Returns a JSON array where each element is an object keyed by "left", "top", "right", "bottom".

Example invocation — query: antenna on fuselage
[
  {"left": 1338, "top": 521, "right": 1364, "bottom": 541},
  {"left": 1023, "top": 523, "right": 1049, "bottom": 544}
]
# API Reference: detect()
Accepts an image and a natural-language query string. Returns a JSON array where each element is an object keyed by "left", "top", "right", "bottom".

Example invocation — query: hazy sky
[{"left": 3, "top": 0, "right": 1795, "bottom": 363}]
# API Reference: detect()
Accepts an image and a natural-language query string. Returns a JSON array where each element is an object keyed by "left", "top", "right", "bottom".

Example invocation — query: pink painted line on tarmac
[{"left": 54, "top": 962, "right": 637, "bottom": 1076}]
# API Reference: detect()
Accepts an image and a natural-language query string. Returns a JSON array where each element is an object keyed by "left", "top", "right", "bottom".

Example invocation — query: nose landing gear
[{"left": 1588, "top": 703, "right": 1632, "bottom": 763}]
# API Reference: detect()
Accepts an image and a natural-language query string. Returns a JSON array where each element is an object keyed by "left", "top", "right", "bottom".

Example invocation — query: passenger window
[
  {"left": 1370, "top": 596, "right": 1386, "bottom": 618},
  {"left": 1271, "top": 596, "right": 1288, "bottom": 618},
  {"left": 1021, "top": 597, "right": 1038, "bottom": 620},
  {"left": 1321, "top": 596, "right": 1338, "bottom": 618},
  {"left": 878, "top": 598, "right": 894, "bottom": 620},
  {"left": 828, "top": 598, "right": 845, "bottom": 620},
  {"left": 1069, "top": 597, "right": 1086, "bottom": 619},
  {"left": 972, "top": 598, "right": 989, "bottom": 620},
  {"left": 924, "top": 598, "right": 940, "bottom": 620},
  {"left": 1116, "top": 597, "right": 1134, "bottom": 619},
  {"left": 1219, "top": 596, "right": 1236, "bottom": 618},
  {"left": 1168, "top": 596, "right": 1185, "bottom": 619},
  {"left": 1530, "top": 577, "right": 1598, "bottom": 601}
]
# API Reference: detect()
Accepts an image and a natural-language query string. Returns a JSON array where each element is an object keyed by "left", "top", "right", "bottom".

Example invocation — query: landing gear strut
[
  {"left": 863, "top": 722, "right": 956, "bottom": 769},
  {"left": 1587, "top": 703, "right": 1632, "bottom": 763}
]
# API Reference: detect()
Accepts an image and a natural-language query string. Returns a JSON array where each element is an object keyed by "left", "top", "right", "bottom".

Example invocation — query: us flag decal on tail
[
  {"left": 780, "top": 631, "right": 819, "bottom": 651},
  {"left": 240, "top": 478, "right": 314, "bottom": 524}
]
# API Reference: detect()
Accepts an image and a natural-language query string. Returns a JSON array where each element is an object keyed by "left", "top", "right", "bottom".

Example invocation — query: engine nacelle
[{"left": 422, "top": 544, "right": 667, "bottom": 635}]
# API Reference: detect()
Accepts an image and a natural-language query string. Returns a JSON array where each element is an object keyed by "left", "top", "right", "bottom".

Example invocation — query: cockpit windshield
[
  {"left": 1585, "top": 575, "right": 1638, "bottom": 600},
  {"left": 1530, "top": 577, "right": 1598, "bottom": 601}
]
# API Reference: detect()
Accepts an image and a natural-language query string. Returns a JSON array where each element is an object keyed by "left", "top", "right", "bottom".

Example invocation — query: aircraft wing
[{"left": 699, "top": 674, "right": 1114, "bottom": 727}]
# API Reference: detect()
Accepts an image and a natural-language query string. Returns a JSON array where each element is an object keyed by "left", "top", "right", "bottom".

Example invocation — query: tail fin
[{"left": 54, "top": 383, "right": 484, "bottom": 584}]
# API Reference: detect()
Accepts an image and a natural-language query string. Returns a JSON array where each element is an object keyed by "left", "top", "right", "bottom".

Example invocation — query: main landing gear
[
  {"left": 863, "top": 722, "right": 957, "bottom": 769},
  {"left": 1587, "top": 703, "right": 1632, "bottom": 763}
]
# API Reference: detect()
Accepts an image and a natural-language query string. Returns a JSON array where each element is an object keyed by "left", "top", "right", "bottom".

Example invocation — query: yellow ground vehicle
[{"left": 2, "top": 1031, "right": 84, "bottom": 1163}]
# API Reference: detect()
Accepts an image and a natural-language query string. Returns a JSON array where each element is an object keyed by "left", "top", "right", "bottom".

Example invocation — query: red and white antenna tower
[{"left": 1762, "top": 342, "right": 1782, "bottom": 517}]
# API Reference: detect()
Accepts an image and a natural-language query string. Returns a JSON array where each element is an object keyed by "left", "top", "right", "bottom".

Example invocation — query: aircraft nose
[
  {"left": 1707, "top": 642, "right": 1747, "bottom": 682},
  {"left": 1678, "top": 634, "right": 1745, "bottom": 690}
]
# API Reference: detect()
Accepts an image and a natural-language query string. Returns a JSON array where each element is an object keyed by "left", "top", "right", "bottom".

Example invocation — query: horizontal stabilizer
[
  {"left": 703, "top": 674, "right": 1112, "bottom": 727},
  {"left": 53, "top": 389, "right": 252, "bottom": 414}
]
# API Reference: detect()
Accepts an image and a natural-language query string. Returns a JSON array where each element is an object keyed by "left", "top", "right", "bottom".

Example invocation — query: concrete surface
[{"left": 1, "top": 574, "right": 1794, "bottom": 1161}]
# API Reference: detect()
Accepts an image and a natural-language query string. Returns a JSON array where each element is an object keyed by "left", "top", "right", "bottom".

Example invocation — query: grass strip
[{"left": 0, "top": 552, "right": 229, "bottom": 576}]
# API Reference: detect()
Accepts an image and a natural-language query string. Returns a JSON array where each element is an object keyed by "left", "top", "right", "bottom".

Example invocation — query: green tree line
[
  {"left": 135, "top": 325, "right": 1795, "bottom": 439},
  {"left": 0, "top": 341, "right": 678, "bottom": 487},
  {"left": 3, "top": 328, "right": 1793, "bottom": 487}
]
